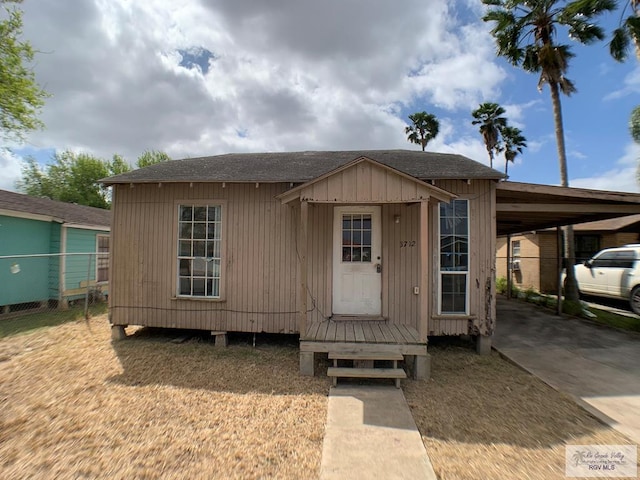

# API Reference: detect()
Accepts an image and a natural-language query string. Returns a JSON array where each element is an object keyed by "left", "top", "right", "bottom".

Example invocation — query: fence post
[
  {"left": 506, "top": 234, "right": 512, "bottom": 299},
  {"left": 556, "top": 226, "right": 563, "bottom": 315},
  {"left": 84, "top": 253, "right": 94, "bottom": 320}
]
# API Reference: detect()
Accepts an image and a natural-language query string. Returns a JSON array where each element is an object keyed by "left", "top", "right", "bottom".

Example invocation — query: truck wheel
[{"left": 630, "top": 286, "right": 640, "bottom": 315}]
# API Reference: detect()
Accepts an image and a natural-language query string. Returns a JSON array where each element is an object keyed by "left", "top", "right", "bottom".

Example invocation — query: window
[
  {"left": 96, "top": 234, "right": 109, "bottom": 282},
  {"left": 591, "top": 250, "right": 636, "bottom": 269},
  {"left": 177, "top": 205, "right": 222, "bottom": 298},
  {"left": 439, "top": 199, "right": 469, "bottom": 314},
  {"left": 511, "top": 240, "right": 521, "bottom": 258},
  {"left": 341, "top": 214, "right": 372, "bottom": 262},
  {"left": 575, "top": 235, "right": 600, "bottom": 264}
]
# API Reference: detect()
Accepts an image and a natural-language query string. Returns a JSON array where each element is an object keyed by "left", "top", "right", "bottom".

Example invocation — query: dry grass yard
[
  {"left": 405, "top": 339, "right": 639, "bottom": 480},
  {"left": 0, "top": 316, "right": 330, "bottom": 479},
  {"left": 1, "top": 316, "right": 637, "bottom": 480}
]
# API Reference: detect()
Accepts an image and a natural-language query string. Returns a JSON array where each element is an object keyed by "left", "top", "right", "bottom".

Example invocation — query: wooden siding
[
  {"left": 431, "top": 180, "right": 496, "bottom": 336},
  {"left": 304, "top": 203, "right": 421, "bottom": 331},
  {"left": 111, "top": 178, "right": 496, "bottom": 337},
  {"left": 110, "top": 183, "right": 300, "bottom": 333},
  {"left": 305, "top": 204, "right": 332, "bottom": 325},
  {"left": 301, "top": 161, "right": 434, "bottom": 203},
  {"left": 381, "top": 204, "right": 419, "bottom": 330}
]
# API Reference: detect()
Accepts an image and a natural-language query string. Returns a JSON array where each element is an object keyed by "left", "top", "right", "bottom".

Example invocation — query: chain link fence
[{"left": 0, "top": 253, "right": 109, "bottom": 334}]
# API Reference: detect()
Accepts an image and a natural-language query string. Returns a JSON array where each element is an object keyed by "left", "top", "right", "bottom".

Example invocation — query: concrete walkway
[
  {"left": 320, "top": 385, "right": 436, "bottom": 480},
  {"left": 494, "top": 296, "right": 640, "bottom": 444}
]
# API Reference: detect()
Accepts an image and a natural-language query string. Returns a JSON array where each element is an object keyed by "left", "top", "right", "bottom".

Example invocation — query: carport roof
[{"left": 497, "top": 181, "right": 640, "bottom": 236}]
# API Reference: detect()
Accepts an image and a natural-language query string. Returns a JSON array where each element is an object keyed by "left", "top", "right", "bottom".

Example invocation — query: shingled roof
[
  {"left": 0, "top": 189, "right": 111, "bottom": 228},
  {"left": 100, "top": 150, "right": 504, "bottom": 185}
]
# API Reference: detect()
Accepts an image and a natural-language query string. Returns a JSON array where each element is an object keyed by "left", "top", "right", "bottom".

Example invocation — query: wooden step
[
  {"left": 327, "top": 367, "right": 406, "bottom": 388},
  {"left": 328, "top": 352, "right": 403, "bottom": 361}
]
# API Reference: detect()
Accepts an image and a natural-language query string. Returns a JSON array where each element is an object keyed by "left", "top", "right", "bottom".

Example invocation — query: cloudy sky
[{"left": 1, "top": 0, "right": 639, "bottom": 192}]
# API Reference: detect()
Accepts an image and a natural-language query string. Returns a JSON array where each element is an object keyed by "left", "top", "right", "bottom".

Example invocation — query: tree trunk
[
  {"left": 549, "top": 81, "right": 579, "bottom": 302},
  {"left": 505, "top": 159, "right": 509, "bottom": 176}
]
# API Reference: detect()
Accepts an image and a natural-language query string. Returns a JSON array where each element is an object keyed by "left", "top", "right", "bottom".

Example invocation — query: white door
[{"left": 332, "top": 206, "right": 382, "bottom": 315}]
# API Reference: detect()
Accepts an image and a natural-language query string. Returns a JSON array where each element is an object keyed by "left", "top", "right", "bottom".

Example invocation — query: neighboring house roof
[
  {"left": 573, "top": 214, "right": 640, "bottom": 232},
  {"left": 100, "top": 150, "right": 505, "bottom": 185},
  {"left": 0, "top": 189, "right": 111, "bottom": 228}
]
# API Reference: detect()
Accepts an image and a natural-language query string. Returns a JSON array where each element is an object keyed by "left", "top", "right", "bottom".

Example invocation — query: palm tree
[
  {"left": 610, "top": 1, "right": 640, "bottom": 62},
  {"left": 629, "top": 106, "right": 640, "bottom": 184},
  {"left": 500, "top": 125, "right": 527, "bottom": 176},
  {"left": 472, "top": 102, "right": 507, "bottom": 168},
  {"left": 482, "top": 0, "right": 616, "bottom": 303},
  {"left": 631, "top": 105, "right": 640, "bottom": 142},
  {"left": 405, "top": 111, "right": 440, "bottom": 151}
]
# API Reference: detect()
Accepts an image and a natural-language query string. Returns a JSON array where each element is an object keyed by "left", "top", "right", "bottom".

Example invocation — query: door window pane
[{"left": 341, "top": 214, "right": 372, "bottom": 263}]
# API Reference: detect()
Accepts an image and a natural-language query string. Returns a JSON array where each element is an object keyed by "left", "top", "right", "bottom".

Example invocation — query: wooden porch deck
[
  {"left": 299, "top": 321, "right": 429, "bottom": 379},
  {"left": 301, "top": 320, "right": 421, "bottom": 345}
]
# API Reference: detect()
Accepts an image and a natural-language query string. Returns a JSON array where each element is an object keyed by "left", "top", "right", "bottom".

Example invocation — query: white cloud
[
  {"left": 0, "top": 150, "right": 25, "bottom": 191},
  {"left": 603, "top": 66, "right": 640, "bottom": 101},
  {"left": 5, "top": 0, "right": 505, "bottom": 178},
  {"left": 502, "top": 100, "right": 541, "bottom": 129},
  {"left": 571, "top": 143, "right": 640, "bottom": 193}
]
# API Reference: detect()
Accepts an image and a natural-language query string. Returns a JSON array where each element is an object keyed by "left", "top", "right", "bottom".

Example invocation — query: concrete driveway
[{"left": 494, "top": 296, "right": 640, "bottom": 445}]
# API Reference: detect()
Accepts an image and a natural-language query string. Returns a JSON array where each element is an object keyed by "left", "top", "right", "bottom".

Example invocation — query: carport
[{"left": 496, "top": 181, "right": 640, "bottom": 312}]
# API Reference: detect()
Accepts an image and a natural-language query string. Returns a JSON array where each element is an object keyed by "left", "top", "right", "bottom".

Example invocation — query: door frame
[{"left": 332, "top": 205, "right": 382, "bottom": 315}]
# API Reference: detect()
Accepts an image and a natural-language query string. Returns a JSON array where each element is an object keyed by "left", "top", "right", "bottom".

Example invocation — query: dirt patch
[
  {"left": 0, "top": 318, "right": 330, "bottom": 479},
  {"left": 405, "top": 340, "right": 638, "bottom": 480}
]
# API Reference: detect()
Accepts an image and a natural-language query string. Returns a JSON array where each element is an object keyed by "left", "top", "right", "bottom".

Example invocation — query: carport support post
[
  {"left": 556, "top": 226, "right": 563, "bottom": 315},
  {"left": 506, "top": 234, "right": 512, "bottom": 299},
  {"left": 298, "top": 201, "right": 309, "bottom": 336}
]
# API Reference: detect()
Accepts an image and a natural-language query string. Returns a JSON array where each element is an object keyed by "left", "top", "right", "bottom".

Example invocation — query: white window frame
[
  {"left": 176, "top": 202, "right": 225, "bottom": 299},
  {"left": 512, "top": 240, "right": 521, "bottom": 258},
  {"left": 437, "top": 199, "right": 470, "bottom": 315},
  {"left": 96, "top": 234, "right": 109, "bottom": 283}
]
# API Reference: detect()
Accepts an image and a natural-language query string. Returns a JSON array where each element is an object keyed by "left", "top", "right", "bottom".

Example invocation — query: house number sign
[{"left": 399, "top": 241, "right": 416, "bottom": 248}]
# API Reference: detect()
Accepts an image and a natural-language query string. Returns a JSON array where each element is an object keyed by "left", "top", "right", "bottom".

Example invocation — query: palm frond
[
  {"left": 610, "top": 27, "right": 630, "bottom": 62},
  {"left": 562, "top": 0, "right": 617, "bottom": 18},
  {"left": 559, "top": 76, "right": 577, "bottom": 95},
  {"left": 522, "top": 45, "right": 542, "bottom": 72},
  {"left": 566, "top": 20, "right": 605, "bottom": 43}
]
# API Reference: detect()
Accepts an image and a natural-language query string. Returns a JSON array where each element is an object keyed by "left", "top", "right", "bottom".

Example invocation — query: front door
[{"left": 332, "top": 206, "right": 382, "bottom": 315}]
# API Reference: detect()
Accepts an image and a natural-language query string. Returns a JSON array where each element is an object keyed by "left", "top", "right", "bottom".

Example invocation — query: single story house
[
  {"left": 0, "top": 189, "right": 111, "bottom": 312},
  {"left": 102, "top": 150, "right": 505, "bottom": 380},
  {"left": 102, "top": 152, "right": 640, "bottom": 381},
  {"left": 496, "top": 214, "right": 640, "bottom": 293}
]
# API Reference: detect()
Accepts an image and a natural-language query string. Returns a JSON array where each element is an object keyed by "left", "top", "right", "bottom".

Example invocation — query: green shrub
[
  {"left": 496, "top": 276, "right": 520, "bottom": 296},
  {"left": 496, "top": 277, "right": 507, "bottom": 294}
]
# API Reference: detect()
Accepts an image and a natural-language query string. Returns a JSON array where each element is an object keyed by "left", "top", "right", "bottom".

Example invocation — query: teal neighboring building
[{"left": 0, "top": 189, "right": 111, "bottom": 312}]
